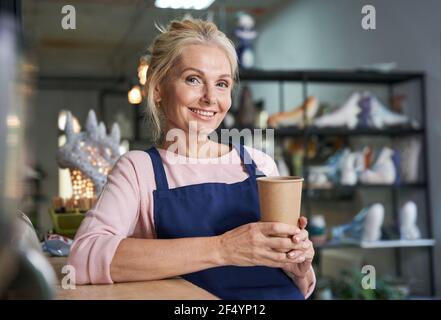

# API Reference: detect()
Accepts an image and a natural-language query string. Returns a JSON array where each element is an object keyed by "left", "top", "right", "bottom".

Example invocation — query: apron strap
[
  {"left": 145, "top": 147, "right": 169, "bottom": 191},
  {"left": 232, "top": 143, "right": 261, "bottom": 178}
]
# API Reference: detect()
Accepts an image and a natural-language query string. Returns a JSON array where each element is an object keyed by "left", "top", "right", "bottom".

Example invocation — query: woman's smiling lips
[{"left": 188, "top": 107, "right": 218, "bottom": 120}]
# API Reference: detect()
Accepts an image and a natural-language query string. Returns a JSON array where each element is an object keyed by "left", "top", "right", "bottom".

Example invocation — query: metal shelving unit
[{"left": 239, "top": 68, "right": 435, "bottom": 296}]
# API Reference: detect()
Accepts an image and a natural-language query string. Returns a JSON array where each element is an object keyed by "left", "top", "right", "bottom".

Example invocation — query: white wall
[{"left": 254, "top": 0, "right": 441, "bottom": 296}]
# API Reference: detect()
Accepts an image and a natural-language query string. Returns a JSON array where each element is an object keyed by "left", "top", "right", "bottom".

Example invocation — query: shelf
[
  {"left": 305, "top": 183, "right": 426, "bottom": 191},
  {"left": 273, "top": 126, "right": 424, "bottom": 137},
  {"left": 315, "top": 239, "right": 435, "bottom": 249},
  {"left": 239, "top": 69, "right": 423, "bottom": 84}
]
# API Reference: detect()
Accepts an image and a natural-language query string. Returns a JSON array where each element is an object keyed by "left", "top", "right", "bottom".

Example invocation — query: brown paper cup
[{"left": 257, "top": 176, "right": 304, "bottom": 252}]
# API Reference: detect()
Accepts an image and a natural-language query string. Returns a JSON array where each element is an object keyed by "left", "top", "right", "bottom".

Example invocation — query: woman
[{"left": 68, "top": 18, "right": 316, "bottom": 300}]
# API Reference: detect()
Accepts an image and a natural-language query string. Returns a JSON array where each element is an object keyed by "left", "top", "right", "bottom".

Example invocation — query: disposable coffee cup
[{"left": 257, "top": 176, "right": 304, "bottom": 251}]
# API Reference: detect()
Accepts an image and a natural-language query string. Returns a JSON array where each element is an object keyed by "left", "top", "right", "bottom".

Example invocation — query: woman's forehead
[{"left": 176, "top": 44, "right": 232, "bottom": 75}]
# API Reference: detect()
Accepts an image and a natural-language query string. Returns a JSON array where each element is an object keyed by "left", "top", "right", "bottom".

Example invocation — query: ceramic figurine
[
  {"left": 359, "top": 147, "right": 396, "bottom": 184},
  {"left": 400, "top": 201, "right": 421, "bottom": 240},
  {"left": 267, "top": 96, "right": 319, "bottom": 128},
  {"left": 331, "top": 203, "right": 385, "bottom": 242},
  {"left": 235, "top": 12, "right": 257, "bottom": 69},
  {"left": 236, "top": 85, "right": 257, "bottom": 128},
  {"left": 396, "top": 137, "right": 421, "bottom": 183},
  {"left": 340, "top": 151, "right": 358, "bottom": 186},
  {"left": 362, "top": 203, "right": 384, "bottom": 242},
  {"left": 365, "top": 92, "right": 413, "bottom": 129},
  {"left": 313, "top": 92, "right": 361, "bottom": 129},
  {"left": 57, "top": 110, "right": 122, "bottom": 196}
]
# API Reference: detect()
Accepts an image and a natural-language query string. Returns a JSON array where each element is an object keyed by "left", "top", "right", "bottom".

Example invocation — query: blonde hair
[{"left": 144, "top": 18, "right": 238, "bottom": 145}]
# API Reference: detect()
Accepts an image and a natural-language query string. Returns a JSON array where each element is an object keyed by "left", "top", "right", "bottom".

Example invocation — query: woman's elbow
[{"left": 67, "top": 242, "right": 92, "bottom": 285}]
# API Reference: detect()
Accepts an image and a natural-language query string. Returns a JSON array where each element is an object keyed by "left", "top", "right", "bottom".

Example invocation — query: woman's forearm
[{"left": 110, "top": 236, "right": 224, "bottom": 283}]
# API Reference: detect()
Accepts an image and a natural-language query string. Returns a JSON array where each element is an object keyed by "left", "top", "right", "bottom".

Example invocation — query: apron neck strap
[
  {"left": 232, "top": 143, "right": 258, "bottom": 178},
  {"left": 146, "top": 144, "right": 260, "bottom": 191},
  {"left": 145, "top": 147, "right": 169, "bottom": 191}
]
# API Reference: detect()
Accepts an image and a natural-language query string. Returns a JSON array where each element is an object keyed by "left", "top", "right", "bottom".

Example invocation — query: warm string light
[
  {"left": 70, "top": 169, "right": 95, "bottom": 202},
  {"left": 128, "top": 56, "right": 149, "bottom": 104},
  {"left": 79, "top": 143, "right": 112, "bottom": 175}
]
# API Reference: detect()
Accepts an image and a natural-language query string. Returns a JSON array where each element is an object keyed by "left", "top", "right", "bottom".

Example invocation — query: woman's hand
[
  {"left": 282, "top": 217, "right": 315, "bottom": 278},
  {"left": 217, "top": 222, "right": 301, "bottom": 268}
]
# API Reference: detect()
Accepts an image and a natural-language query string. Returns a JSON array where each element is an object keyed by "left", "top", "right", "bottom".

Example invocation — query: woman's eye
[
  {"left": 217, "top": 82, "right": 229, "bottom": 88},
  {"left": 186, "top": 76, "right": 200, "bottom": 85}
]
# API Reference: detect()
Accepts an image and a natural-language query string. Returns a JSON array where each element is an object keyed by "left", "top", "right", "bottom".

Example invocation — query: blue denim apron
[{"left": 145, "top": 144, "right": 303, "bottom": 300}]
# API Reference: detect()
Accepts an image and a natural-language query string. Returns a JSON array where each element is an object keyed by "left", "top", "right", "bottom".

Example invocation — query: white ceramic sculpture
[
  {"left": 400, "top": 201, "right": 421, "bottom": 240},
  {"left": 313, "top": 92, "right": 361, "bottom": 129},
  {"left": 365, "top": 92, "right": 411, "bottom": 129},
  {"left": 359, "top": 147, "right": 396, "bottom": 184},
  {"left": 331, "top": 203, "right": 384, "bottom": 242},
  {"left": 396, "top": 137, "right": 421, "bottom": 183},
  {"left": 57, "top": 110, "right": 122, "bottom": 196},
  {"left": 362, "top": 203, "right": 385, "bottom": 242},
  {"left": 235, "top": 12, "right": 257, "bottom": 69},
  {"left": 340, "top": 151, "right": 358, "bottom": 186}
]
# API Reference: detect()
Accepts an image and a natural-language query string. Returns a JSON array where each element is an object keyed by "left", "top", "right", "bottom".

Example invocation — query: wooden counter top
[
  {"left": 49, "top": 256, "right": 218, "bottom": 300},
  {"left": 55, "top": 278, "right": 218, "bottom": 300}
]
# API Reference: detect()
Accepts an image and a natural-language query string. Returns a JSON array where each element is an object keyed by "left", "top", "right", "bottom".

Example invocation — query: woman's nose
[{"left": 202, "top": 86, "right": 216, "bottom": 105}]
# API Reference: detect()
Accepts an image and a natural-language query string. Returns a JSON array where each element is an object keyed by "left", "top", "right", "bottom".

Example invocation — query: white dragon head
[{"left": 57, "top": 110, "right": 122, "bottom": 196}]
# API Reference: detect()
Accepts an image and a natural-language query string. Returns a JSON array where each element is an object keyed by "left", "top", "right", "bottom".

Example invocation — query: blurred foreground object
[{"left": 0, "top": 13, "right": 56, "bottom": 299}]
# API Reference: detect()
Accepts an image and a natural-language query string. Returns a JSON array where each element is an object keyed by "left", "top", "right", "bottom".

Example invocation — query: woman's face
[{"left": 158, "top": 44, "right": 233, "bottom": 137}]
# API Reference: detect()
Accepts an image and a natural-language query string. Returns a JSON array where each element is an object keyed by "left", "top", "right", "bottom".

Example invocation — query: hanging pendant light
[{"left": 128, "top": 85, "right": 142, "bottom": 104}]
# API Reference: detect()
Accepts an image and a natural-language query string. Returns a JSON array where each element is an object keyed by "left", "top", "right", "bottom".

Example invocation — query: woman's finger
[
  {"left": 288, "top": 253, "right": 307, "bottom": 263},
  {"left": 287, "top": 243, "right": 314, "bottom": 259},
  {"left": 259, "top": 248, "right": 291, "bottom": 265},
  {"left": 291, "top": 229, "right": 309, "bottom": 243},
  {"left": 298, "top": 216, "right": 308, "bottom": 229},
  {"left": 289, "top": 239, "right": 312, "bottom": 251},
  {"left": 259, "top": 222, "right": 300, "bottom": 237},
  {"left": 265, "top": 236, "right": 296, "bottom": 251},
  {"left": 287, "top": 250, "right": 303, "bottom": 259}
]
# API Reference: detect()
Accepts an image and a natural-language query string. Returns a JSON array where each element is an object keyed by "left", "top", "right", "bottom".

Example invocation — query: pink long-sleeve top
[{"left": 68, "top": 146, "right": 316, "bottom": 298}]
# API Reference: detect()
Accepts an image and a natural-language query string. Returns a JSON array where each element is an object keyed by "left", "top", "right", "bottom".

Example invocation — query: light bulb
[
  {"left": 138, "top": 64, "right": 148, "bottom": 86},
  {"left": 58, "top": 110, "right": 81, "bottom": 132},
  {"left": 128, "top": 85, "right": 142, "bottom": 104}
]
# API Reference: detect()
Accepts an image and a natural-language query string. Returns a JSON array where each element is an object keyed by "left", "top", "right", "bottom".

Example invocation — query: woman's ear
[{"left": 154, "top": 85, "right": 162, "bottom": 105}]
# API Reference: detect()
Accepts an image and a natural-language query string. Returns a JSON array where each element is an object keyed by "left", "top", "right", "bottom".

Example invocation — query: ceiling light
[{"left": 155, "top": 0, "right": 215, "bottom": 10}]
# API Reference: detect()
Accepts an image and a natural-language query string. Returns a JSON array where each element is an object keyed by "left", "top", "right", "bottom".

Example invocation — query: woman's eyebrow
[{"left": 181, "top": 67, "right": 232, "bottom": 79}]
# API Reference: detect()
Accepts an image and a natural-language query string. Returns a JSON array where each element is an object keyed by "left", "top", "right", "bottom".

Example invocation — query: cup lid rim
[{"left": 257, "top": 176, "right": 304, "bottom": 182}]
